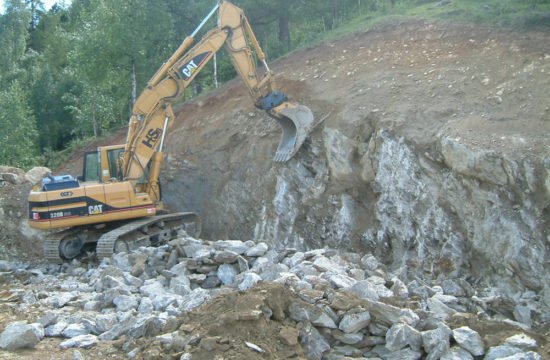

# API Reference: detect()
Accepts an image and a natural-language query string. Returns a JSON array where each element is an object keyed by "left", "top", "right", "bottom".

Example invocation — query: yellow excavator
[{"left": 27, "top": 1, "right": 314, "bottom": 262}]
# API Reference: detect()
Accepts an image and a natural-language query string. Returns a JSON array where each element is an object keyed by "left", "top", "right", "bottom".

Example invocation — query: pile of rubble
[{"left": 0, "top": 234, "right": 546, "bottom": 359}]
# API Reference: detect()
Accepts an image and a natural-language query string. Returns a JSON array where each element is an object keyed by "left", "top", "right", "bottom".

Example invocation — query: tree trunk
[
  {"left": 131, "top": 61, "right": 137, "bottom": 107},
  {"left": 278, "top": 7, "right": 290, "bottom": 50},
  {"left": 213, "top": 53, "right": 218, "bottom": 89}
]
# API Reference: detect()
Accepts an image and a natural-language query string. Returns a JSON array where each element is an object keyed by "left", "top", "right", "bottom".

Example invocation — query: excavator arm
[{"left": 122, "top": 1, "right": 314, "bottom": 203}]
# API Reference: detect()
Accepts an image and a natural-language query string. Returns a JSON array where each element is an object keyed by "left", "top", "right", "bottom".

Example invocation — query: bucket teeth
[{"left": 270, "top": 103, "right": 314, "bottom": 162}]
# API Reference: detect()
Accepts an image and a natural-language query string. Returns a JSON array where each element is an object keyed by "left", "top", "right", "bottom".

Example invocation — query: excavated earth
[{"left": 0, "top": 19, "right": 549, "bottom": 359}]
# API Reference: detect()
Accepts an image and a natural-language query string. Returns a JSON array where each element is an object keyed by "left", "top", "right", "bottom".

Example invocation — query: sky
[{"left": 0, "top": 0, "right": 70, "bottom": 14}]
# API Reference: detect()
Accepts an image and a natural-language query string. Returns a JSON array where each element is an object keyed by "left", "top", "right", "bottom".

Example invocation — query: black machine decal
[
  {"left": 180, "top": 52, "right": 212, "bottom": 81},
  {"left": 142, "top": 128, "right": 162, "bottom": 149},
  {"left": 60, "top": 191, "right": 73, "bottom": 197}
]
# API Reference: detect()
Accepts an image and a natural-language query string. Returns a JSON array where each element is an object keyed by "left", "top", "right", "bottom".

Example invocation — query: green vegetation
[{"left": 0, "top": 0, "right": 548, "bottom": 169}]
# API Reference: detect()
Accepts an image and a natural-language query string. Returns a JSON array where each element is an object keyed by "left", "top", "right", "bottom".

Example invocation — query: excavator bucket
[{"left": 270, "top": 102, "right": 315, "bottom": 162}]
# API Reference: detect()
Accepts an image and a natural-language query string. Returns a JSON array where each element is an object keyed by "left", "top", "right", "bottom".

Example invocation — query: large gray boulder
[{"left": 0, "top": 322, "right": 41, "bottom": 350}]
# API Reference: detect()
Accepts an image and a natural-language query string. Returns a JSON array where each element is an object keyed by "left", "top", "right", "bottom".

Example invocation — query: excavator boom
[{"left": 27, "top": 0, "right": 314, "bottom": 262}]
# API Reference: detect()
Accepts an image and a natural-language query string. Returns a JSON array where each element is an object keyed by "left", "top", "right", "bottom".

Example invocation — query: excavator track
[
  {"left": 43, "top": 212, "right": 200, "bottom": 263},
  {"left": 43, "top": 227, "right": 86, "bottom": 263},
  {"left": 96, "top": 212, "right": 200, "bottom": 260}
]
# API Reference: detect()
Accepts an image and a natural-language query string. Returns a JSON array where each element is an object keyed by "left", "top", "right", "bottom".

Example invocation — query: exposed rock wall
[{"left": 164, "top": 122, "right": 549, "bottom": 306}]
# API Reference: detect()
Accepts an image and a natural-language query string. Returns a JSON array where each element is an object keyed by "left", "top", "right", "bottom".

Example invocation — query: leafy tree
[
  {"left": 0, "top": 81, "right": 39, "bottom": 168},
  {"left": 0, "top": 0, "right": 31, "bottom": 79}
]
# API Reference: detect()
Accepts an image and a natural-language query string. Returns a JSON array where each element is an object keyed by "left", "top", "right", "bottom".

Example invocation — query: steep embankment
[
  {"left": 158, "top": 20, "right": 550, "bottom": 301},
  {"left": 47, "top": 19, "right": 550, "bottom": 313}
]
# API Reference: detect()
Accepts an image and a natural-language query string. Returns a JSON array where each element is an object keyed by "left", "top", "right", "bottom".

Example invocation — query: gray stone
[
  {"left": 362, "top": 335, "right": 385, "bottom": 346},
  {"left": 422, "top": 323, "right": 451, "bottom": 353},
  {"left": 428, "top": 297, "right": 457, "bottom": 320},
  {"left": 513, "top": 305, "right": 532, "bottom": 327},
  {"left": 95, "top": 314, "right": 117, "bottom": 334},
  {"left": 111, "top": 253, "right": 131, "bottom": 271},
  {"left": 0, "top": 322, "right": 41, "bottom": 350},
  {"left": 245, "top": 242, "right": 268, "bottom": 257},
  {"left": 498, "top": 352, "right": 543, "bottom": 360},
  {"left": 183, "top": 244, "right": 213, "bottom": 259},
  {"left": 98, "top": 317, "right": 135, "bottom": 341},
  {"left": 37, "top": 312, "right": 58, "bottom": 327},
  {"left": 289, "top": 302, "right": 337, "bottom": 329},
  {"left": 59, "top": 334, "right": 98, "bottom": 349},
  {"left": 181, "top": 288, "right": 210, "bottom": 311},
  {"left": 332, "top": 330, "right": 363, "bottom": 344},
  {"left": 441, "top": 346, "right": 474, "bottom": 360},
  {"left": 325, "top": 273, "right": 357, "bottom": 289},
  {"left": 238, "top": 272, "right": 262, "bottom": 291},
  {"left": 484, "top": 346, "right": 524, "bottom": 360},
  {"left": 152, "top": 294, "right": 180, "bottom": 311},
  {"left": 51, "top": 292, "right": 77, "bottom": 308},
  {"left": 217, "top": 264, "right": 238, "bottom": 285},
  {"left": 390, "top": 278, "right": 409, "bottom": 298},
  {"left": 385, "top": 323, "right": 422, "bottom": 352},
  {"left": 213, "top": 240, "right": 249, "bottom": 255},
  {"left": 441, "top": 279, "right": 466, "bottom": 297},
  {"left": 29, "top": 323, "right": 45, "bottom": 340},
  {"left": 140, "top": 280, "right": 166, "bottom": 298},
  {"left": 202, "top": 275, "right": 221, "bottom": 289},
  {"left": 452, "top": 326, "right": 484, "bottom": 356},
  {"left": 45, "top": 321, "right": 68, "bottom": 337},
  {"left": 260, "top": 263, "right": 290, "bottom": 281},
  {"left": 62, "top": 323, "right": 89, "bottom": 338},
  {"left": 138, "top": 297, "right": 154, "bottom": 314},
  {"left": 237, "top": 256, "right": 249, "bottom": 272},
  {"left": 312, "top": 256, "right": 346, "bottom": 274},
  {"left": 300, "top": 323, "right": 330, "bottom": 360},
  {"left": 284, "top": 252, "right": 306, "bottom": 268},
  {"left": 426, "top": 341, "right": 450, "bottom": 360},
  {"left": 348, "top": 268, "right": 365, "bottom": 281},
  {"left": 362, "top": 299, "right": 419, "bottom": 326},
  {"left": 385, "top": 347, "right": 423, "bottom": 360},
  {"left": 213, "top": 250, "right": 239, "bottom": 264},
  {"left": 360, "top": 254, "right": 379, "bottom": 271},
  {"left": 339, "top": 311, "right": 371, "bottom": 333},
  {"left": 113, "top": 295, "right": 139, "bottom": 311},
  {"left": 349, "top": 280, "right": 380, "bottom": 301},
  {"left": 123, "top": 273, "right": 143, "bottom": 288},
  {"left": 170, "top": 275, "right": 191, "bottom": 296},
  {"left": 503, "top": 334, "right": 538, "bottom": 351}
]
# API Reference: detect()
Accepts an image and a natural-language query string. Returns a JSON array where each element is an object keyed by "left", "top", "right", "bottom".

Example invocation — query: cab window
[
  {"left": 107, "top": 148, "right": 124, "bottom": 180},
  {"left": 83, "top": 151, "right": 100, "bottom": 182}
]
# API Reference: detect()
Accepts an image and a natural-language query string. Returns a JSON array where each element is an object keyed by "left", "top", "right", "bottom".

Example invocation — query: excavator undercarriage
[{"left": 43, "top": 213, "right": 201, "bottom": 263}]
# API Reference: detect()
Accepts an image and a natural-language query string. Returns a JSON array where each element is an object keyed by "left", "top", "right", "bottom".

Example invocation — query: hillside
[{"left": 0, "top": 17, "right": 549, "bottom": 359}]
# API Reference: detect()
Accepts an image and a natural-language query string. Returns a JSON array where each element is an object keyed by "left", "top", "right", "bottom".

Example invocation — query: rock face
[{"left": 158, "top": 21, "right": 550, "bottom": 309}]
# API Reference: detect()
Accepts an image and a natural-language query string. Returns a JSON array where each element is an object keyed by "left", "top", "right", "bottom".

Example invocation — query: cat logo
[
  {"left": 88, "top": 204, "right": 103, "bottom": 215},
  {"left": 60, "top": 191, "right": 73, "bottom": 197},
  {"left": 180, "top": 52, "right": 211, "bottom": 80}
]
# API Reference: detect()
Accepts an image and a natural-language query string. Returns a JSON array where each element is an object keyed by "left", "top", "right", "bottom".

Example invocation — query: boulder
[
  {"left": 25, "top": 167, "right": 51, "bottom": 185},
  {"left": 0, "top": 322, "right": 41, "bottom": 350},
  {"left": 339, "top": 311, "right": 371, "bottom": 333},
  {"left": 385, "top": 323, "right": 422, "bottom": 352},
  {"left": 59, "top": 334, "right": 98, "bottom": 349},
  {"left": 452, "top": 326, "right": 484, "bottom": 356}
]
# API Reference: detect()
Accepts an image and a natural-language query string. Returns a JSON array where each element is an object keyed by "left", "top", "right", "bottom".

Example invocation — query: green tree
[
  {"left": 0, "top": 81, "right": 39, "bottom": 168},
  {"left": 0, "top": 0, "right": 31, "bottom": 79}
]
